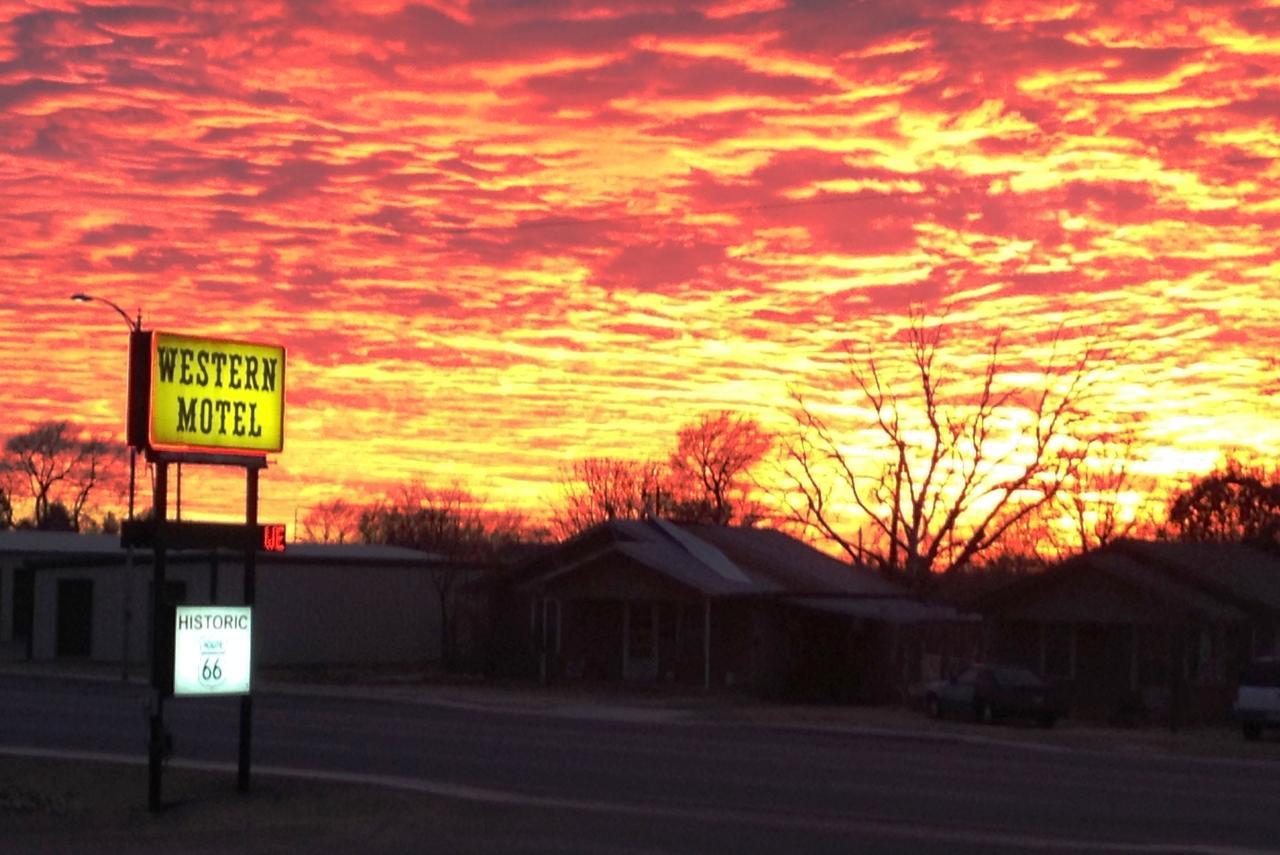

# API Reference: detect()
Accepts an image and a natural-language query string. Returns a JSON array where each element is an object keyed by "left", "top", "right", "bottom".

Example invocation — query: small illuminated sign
[
  {"left": 173, "top": 606, "right": 252, "bottom": 697},
  {"left": 149, "top": 332, "right": 285, "bottom": 455},
  {"left": 262, "top": 524, "right": 286, "bottom": 553}
]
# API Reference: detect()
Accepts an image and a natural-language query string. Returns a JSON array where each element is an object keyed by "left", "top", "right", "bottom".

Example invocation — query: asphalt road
[{"left": 4, "top": 674, "right": 1280, "bottom": 854}]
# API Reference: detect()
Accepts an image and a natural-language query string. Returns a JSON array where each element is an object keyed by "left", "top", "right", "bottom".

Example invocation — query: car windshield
[{"left": 993, "top": 667, "right": 1044, "bottom": 688}]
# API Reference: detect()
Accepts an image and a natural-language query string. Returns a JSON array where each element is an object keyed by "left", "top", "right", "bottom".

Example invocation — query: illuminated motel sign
[{"left": 146, "top": 332, "right": 285, "bottom": 455}]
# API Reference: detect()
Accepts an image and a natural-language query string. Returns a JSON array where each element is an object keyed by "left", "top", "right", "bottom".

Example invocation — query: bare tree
[
  {"left": 4, "top": 421, "right": 124, "bottom": 531},
  {"left": 778, "top": 313, "right": 1103, "bottom": 591},
  {"left": 301, "top": 498, "right": 361, "bottom": 543},
  {"left": 1052, "top": 422, "right": 1159, "bottom": 554},
  {"left": 669, "top": 411, "right": 773, "bottom": 525},
  {"left": 550, "top": 457, "right": 668, "bottom": 539},
  {"left": 0, "top": 467, "right": 14, "bottom": 530}
]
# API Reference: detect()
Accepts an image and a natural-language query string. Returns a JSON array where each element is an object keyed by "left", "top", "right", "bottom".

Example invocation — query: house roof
[
  {"left": 680, "top": 523, "right": 905, "bottom": 597},
  {"left": 521, "top": 518, "right": 924, "bottom": 601},
  {"left": 1089, "top": 551, "right": 1248, "bottom": 623},
  {"left": 788, "top": 595, "right": 979, "bottom": 624},
  {"left": 1117, "top": 540, "right": 1280, "bottom": 612},
  {"left": 979, "top": 539, "right": 1268, "bottom": 624}
]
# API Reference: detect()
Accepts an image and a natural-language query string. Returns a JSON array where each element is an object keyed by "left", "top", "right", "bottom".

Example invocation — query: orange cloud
[{"left": 0, "top": 0, "right": 1276, "bottom": 535}]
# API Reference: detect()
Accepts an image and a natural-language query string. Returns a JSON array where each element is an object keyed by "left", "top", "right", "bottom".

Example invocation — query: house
[
  {"left": 504, "top": 518, "right": 975, "bottom": 702},
  {"left": 0, "top": 530, "right": 478, "bottom": 669},
  {"left": 978, "top": 539, "right": 1280, "bottom": 723}
]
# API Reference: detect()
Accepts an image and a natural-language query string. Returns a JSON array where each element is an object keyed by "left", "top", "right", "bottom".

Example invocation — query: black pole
[
  {"left": 122, "top": 447, "right": 136, "bottom": 682},
  {"left": 238, "top": 466, "right": 258, "bottom": 793},
  {"left": 148, "top": 461, "right": 168, "bottom": 813}
]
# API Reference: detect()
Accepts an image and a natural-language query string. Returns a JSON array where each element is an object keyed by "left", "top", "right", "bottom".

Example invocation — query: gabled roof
[
  {"left": 978, "top": 539, "right": 1272, "bottom": 624},
  {"left": 519, "top": 518, "right": 908, "bottom": 599},
  {"left": 1117, "top": 540, "right": 1280, "bottom": 612},
  {"left": 788, "top": 595, "right": 978, "bottom": 624},
  {"left": 1088, "top": 550, "right": 1247, "bottom": 622},
  {"left": 679, "top": 523, "right": 903, "bottom": 597}
]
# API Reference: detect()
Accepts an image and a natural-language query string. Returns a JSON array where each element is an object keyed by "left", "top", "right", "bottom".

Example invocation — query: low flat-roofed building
[{"left": 1, "top": 530, "right": 477, "bottom": 669}]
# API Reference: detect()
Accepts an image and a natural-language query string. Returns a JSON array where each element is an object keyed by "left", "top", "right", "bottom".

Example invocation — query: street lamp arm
[{"left": 70, "top": 292, "right": 141, "bottom": 331}]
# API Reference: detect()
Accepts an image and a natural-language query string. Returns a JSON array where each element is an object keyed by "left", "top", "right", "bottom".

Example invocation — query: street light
[
  {"left": 70, "top": 292, "right": 143, "bottom": 681},
  {"left": 71, "top": 292, "right": 141, "bottom": 332}
]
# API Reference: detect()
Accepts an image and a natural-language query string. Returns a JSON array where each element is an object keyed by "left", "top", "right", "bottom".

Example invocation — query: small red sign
[{"left": 262, "top": 524, "right": 286, "bottom": 553}]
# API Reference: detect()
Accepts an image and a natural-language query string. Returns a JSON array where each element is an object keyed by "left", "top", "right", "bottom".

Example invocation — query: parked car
[
  {"left": 924, "top": 664, "right": 1064, "bottom": 727},
  {"left": 1234, "top": 658, "right": 1280, "bottom": 740}
]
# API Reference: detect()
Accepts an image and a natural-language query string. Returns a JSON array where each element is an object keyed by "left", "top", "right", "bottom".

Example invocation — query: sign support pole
[
  {"left": 238, "top": 466, "right": 258, "bottom": 793},
  {"left": 148, "top": 460, "right": 168, "bottom": 813}
]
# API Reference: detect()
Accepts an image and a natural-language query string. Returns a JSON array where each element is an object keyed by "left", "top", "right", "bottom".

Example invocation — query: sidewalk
[{"left": 5, "top": 658, "right": 1280, "bottom": 765}]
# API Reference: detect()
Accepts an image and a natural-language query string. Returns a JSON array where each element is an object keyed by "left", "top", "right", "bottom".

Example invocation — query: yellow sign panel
[{"left": 149, "top": 332, "right": 285, "bottom": 455}]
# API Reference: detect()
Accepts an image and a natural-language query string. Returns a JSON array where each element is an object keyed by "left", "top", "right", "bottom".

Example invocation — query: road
[{"left": 3, "top": 674, "right": 1279, "bottom": 854}]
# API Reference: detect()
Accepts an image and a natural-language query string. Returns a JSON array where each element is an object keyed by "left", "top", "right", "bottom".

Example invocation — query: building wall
[
  {"left": 1, "top": 561, "right": 15, "bottom": 643},
  {"left": 256, "top": 561, "right": 444, "bottom": 665},
  {"left": 986, "top": 616, "right": 1250, "bottom": 723},
  {"left": 28, "top": 555, "right": 451, "bottom": 667},
  {"left": 31, "top": 560, "right": 211, "bottom": 664}
]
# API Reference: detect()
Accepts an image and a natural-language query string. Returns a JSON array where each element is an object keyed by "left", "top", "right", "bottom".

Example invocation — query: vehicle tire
[
  {"left": 926, "top": 695, "right": 941, "bottom": 720},
  {"left": 976, "top": 702, "right": 994, "bottom": 724},
  {"left": 1243, "top": 722, "right": 1263, "bottom": 741}
]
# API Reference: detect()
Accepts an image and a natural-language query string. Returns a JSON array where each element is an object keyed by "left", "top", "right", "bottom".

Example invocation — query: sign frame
[
  {"left": 145, "top": 331, "right": 286, "bottom": 457},
  {"left": 172, "top": 605, "right": 253, "bottom": 698}
]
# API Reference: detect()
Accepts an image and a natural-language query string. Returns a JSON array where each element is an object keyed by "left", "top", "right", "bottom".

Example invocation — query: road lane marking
[{"left": 2, "top": 745, "right": 1274, "bottom": 854}]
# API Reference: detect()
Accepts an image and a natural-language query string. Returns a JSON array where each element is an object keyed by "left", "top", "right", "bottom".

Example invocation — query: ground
[
  {"left": 2, "top": 755, "right": 502, "bottom": 855},
  {"left": 6, "top": 663, "right": 1280, "bottom": 854}
]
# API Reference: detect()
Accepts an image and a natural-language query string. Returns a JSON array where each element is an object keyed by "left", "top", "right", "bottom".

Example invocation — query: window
[
  {"left": 629, "top": 601, "right": 654, "bottom": 660},
  {"left": 994, "top": 667, "right": 1044, "bottom": 688},
  {"left": 1043, "top": 624, "right": 1073, "bottom": 679},
  {"left": 544, "top": 599, "right": 561, "bottom": 654},
  {"left": 1240, "top": 660, "right": 1280, "bottom": 688},
  {"left": 1186, "top": 630, "right": 1216, "bottom": 685},
  {"left": 1252, "top": 624, "right": 1278, "bottom": 659}
]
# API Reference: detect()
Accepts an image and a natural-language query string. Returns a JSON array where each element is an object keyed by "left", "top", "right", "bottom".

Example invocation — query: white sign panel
[{"left": 173, "top": 606, "right": 252, "bottom": 696}]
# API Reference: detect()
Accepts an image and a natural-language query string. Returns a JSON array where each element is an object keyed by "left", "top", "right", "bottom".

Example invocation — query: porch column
[
  {"left": 622, "top": 600, "right": 631, "bottom": 680},
  {"left": 1130, "top": 624, "right": 1139, "bottom": 691},
  {"left": 703, "top": 597, "right": 711, "bottom": 691}
]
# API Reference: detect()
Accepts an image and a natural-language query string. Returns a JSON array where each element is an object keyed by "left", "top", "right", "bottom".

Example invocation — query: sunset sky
[{"left": 1, "top": 0, "right": 1278, "bottom": 537}]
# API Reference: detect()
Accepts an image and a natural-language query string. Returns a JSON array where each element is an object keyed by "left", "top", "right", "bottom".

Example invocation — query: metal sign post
[
  {"left": 147, "top": 460, "right": 168, "bottom": 813},
  {"left": 140, "top": 452, "right": 271, "bottom": 810},
  {"left": 124, "top": 328, "right": 285, "bottom": 813},
  {"left": 239, "top": 465, "right": 258, "bottom": 793}
]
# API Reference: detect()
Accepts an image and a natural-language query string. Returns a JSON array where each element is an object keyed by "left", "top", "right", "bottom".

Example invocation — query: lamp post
[{"left": 70, "top": 293, "right": 142, "bottom": 681}]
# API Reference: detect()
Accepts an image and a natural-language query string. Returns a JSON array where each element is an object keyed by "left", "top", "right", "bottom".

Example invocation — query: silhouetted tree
[
  {"left": 1047, "top": 420, "right": 1162, "bottom": 555},
  {"left": 100, "top": 511, "right": 121, "bottom": 535},
  {"left": 302, "top": 498, "right": 360, "bottom": 543},
  {"left": 779, "top": 313, "right": 1104, "bottom": 591},
  {"left": 0, "top": 486, "right": 11, "bottom": 530},
  {"left": 4, "top": 421, "right": 124, "bottom": 531},
  {"left": 1166, "top": 461, "right": 1280, "bottom": 543},
  {"left": 37, "top": 501, "right": 75, "bottom": 531},
  {"left": 669, "top": 411, "right": 773, "bottom": 525},
  {"left": 360, "top": 483, "right": 523, "bottom": 669},
  {"left": 550, "top": 457, "right": 668, "bottom": 539}
]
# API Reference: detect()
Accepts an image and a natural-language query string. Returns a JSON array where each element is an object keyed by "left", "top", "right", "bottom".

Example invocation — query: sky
[{"left": 1, "top": 0, "right": 1278, "bottom": 536}]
